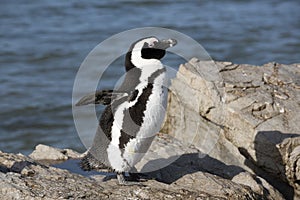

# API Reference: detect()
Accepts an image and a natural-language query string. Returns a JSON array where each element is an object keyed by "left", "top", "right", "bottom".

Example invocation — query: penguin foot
[{"left": 117, "top": 172, "right": 145, "bottom": 186}]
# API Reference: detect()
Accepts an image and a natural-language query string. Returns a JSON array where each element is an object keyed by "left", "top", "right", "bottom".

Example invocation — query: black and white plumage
[{"left": 76, "top": 36, "right": 177, "bottom": 185}]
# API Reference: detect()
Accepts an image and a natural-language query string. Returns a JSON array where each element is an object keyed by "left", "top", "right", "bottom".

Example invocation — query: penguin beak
[{"left": 154, "top": 38, "right": 177, "bottom": 50}]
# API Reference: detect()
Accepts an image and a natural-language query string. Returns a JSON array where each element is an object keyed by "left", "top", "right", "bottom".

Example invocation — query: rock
[
  {"left": 173, "top": 172, "right": 260, "bottom": 200},
  {"left": 29, "top": 144, "right": 82, "bottom": 161},
  {"left": 1, "top": 134, "right": 269, "bottom": 200},
  {"left": 278, "top": 136, "right": 300, "bottom": 197},
  {"left": 141, "top": 134, "right": 283, "bottom": 200},
  {"left": 232, "top": 172, "right": 283, "bottom": 199},
  {"left": 1, "top": 59, "right": 298, "bottom": 200},
  {"left": 162, "top": 58, "right": 300, "bottom": 199},
  {"left": 0, "top": 151, "right": 106, "bottom": 199}
]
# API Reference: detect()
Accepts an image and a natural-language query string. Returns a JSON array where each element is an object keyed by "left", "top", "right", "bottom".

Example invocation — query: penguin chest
[
  {"left": 122, "top": 83, "right": 168, "bottom": 169},
  {"left": 107, "top": 71, "right": 167, "bottom": 172},
  {"left": 135, "top": 82, "right": 168, "bottom": 139}
]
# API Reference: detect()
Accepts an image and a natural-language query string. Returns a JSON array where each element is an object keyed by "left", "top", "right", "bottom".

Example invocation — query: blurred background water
[{"left": 0, "top": 0, "right": 299, "bottom": 155}]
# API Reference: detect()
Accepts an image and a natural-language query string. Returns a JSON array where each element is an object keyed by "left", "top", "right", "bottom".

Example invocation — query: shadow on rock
[
  {"left": 0, "top": 160, "right": 36, "bottom": 174},
  {"left": 142, "top": 152, "right": 244, "bottom": 184},
  {"left": 239, "top": 131, "right": 299, "bottom": 200}
]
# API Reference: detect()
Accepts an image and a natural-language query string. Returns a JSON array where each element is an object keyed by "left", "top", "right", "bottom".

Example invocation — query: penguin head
[{"left": 125, "top": 36, "right": 177, "bottom": 71}]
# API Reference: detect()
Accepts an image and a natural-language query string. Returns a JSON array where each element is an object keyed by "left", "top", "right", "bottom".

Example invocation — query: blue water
[{"left": 1, "top": 0, "right": 299, "bottom": 154}]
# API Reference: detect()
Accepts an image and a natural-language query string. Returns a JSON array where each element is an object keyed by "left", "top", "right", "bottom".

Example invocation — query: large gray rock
[
  {"left": 1, "top": 59, "right": 298, "bottom": 200},
  {"left": 162, "top": 58, "right": 300, "bottom": 199},
  {"left": 0, "top": 135, "right": 268, "bottom": 200}
]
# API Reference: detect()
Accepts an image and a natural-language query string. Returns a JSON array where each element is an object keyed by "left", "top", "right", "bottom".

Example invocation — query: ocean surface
[{"left": 1, "top": 0, "right": 299, "bottom": 155}]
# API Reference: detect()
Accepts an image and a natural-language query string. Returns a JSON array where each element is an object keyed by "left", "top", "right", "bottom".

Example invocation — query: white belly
[
  {"left": 123, "top": 85, "right": 168, "bottom": 171},
  {"left": 107, "top": 72, "right": 168, "bottom": 172}
]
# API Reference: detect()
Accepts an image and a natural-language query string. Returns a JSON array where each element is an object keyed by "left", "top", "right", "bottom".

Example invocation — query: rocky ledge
[
  {"left": 1, "top": 59, "right": 299, "bottom": 200},
  {"left": 162, "top": 58, "right": 300, "bottom": 200}
]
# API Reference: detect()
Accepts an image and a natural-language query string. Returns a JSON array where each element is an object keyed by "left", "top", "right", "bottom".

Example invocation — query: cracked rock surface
[
  {"left": 0, "top": 135, "right": 268, "bottom": 200},
  {"left": 162, "top": 58, "right": 300, "bottom": 200}
]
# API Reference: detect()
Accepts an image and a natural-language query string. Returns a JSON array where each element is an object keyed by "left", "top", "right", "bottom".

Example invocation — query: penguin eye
[
  {"left": 148, "top": 41, "right": 158, "bottom": 48},
  {"left": 148, "top": 42, "right": 155, "bottom": 48}
]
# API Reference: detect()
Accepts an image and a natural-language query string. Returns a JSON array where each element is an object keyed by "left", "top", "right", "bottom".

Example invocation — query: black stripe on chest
[{"left": 119, "top": 68, "right": 166, "bottom": 149}]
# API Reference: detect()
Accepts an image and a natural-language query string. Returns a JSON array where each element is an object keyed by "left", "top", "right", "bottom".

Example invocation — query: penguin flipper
[{"left": 76, "top": 90, "right": 127, "bottom": 106}]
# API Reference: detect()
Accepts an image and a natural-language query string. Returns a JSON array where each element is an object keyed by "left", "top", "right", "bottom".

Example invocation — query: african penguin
[{"left": 76, "top": 36, "right": 177, "bottom": 185}]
